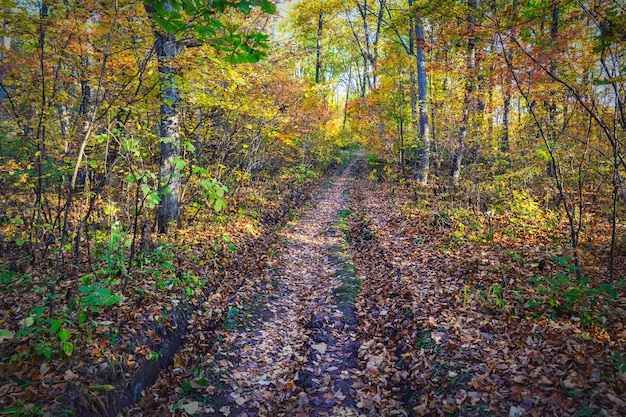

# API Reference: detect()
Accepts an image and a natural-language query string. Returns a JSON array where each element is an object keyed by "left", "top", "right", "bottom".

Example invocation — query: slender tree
[{"left": 144, "top": 0, "right": 275, "bottom": 232}]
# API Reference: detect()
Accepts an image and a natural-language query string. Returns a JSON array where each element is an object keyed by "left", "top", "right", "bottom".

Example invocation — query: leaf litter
[
  {"left": 42, "top": 155, "right": 624, "bottom": 416},
  {"left": 131, "top": 157, "right": 368, "bottom": 416},
  {"left": 131, "top": 157, "right": 624, "bottom": 417},
  {"left": 346, "top": 176, "right": 625, "bottom": 416}
]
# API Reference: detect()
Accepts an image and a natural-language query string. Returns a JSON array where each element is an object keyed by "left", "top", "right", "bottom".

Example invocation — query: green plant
[
  {"left": 13, "top": 307, "right": 77, "bottom": 360},
  {"left": 478, "top": 283, "right": 508, "bottom": 312},
  {"left": 525, "top": 256, "right": 621, "bottom": 325},
  {"left": 508, "top": 189, "right": 543, "bottom": 222},
  {"left": 197, "top": 172, "right": 228, "bottom": 214},
  {"left": 0, "top": 402, "right": 44, "bottom": 416},
  {"left": 415, "top": 327, "right": 435, "bottom": 349},
  {"left": 148, "top": 350, "right": 163, "bottom": 361},
  {"left": 78, "top": 277, "right": 121, "bottom": 318},
  {"left": 503, "top": 249, "right": 522, "bottom": 264},
  {"left": 224, "top": 308, "right": 240, "bottom": 330},
  {"left": 333, "top": 276, "right": 361, "bottom": 305},
  {"left": 0, "top": 268, "right": 30, "bottom": 286},
  {"left": 609, "top": 350, "right": 626, "bottom": 373},
  {"left": 338, "top": 207, "right": 352, "bottom": 238},
  {"left": 432, "top": 211, "right": 452, "bottom": 228},
  {"left": 93, "top": 222, "right": 132, "bottom": 280}
]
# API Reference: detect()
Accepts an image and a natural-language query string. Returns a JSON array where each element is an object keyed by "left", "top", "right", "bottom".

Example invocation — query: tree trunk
[
  {"left": 501, "top": 83, "right": 511, "bottom": 153},
  {"left": 408, "top": 0, "right": 417, "bottom": 170},
  {"left": 343, "top": 68, "right": 352, "bottom": 128},
  {"left": 155, "top": 30, "right": 182, "bottom": 233},
  {"left": 414, "top": 18, "right": 430, "bottom": 184},
  {"left": 546, "top": 3, "right": 559, "bottom": 177},
  {"left": 450, "top": 0, "right": 476, "bottom": 186},
  {"left": 315, "top": 10, "right": 324, "bottom": 84}
]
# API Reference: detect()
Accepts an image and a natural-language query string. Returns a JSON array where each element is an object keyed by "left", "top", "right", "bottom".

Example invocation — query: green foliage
[
  {"left": 93, "top": 222, "right": 132, "bottom": 279},
  {"left": 145, "top": 0, "right": 274, "bottom": 62},
  {"left": 478, "top": 283, "right": 508, "bottom": 312},
  {"left": 127, "top": 170, "right": 161, "bottom": 209},
  {"left": 224, "top": 307, "right": 240, "bottom": 330},
  {"left": 79, "top": 278, "right": 122, "bottom": 314},
  {"left": 0, "top": 402, "right": 44, "bottom": 416},
  {"left": 0, "top": 328, "right": 14, "bottom": 340},
  {"left": 414, "top": 327, "right": 436, "bottom": 350},
  {"left": 196, "top": 170, "right": 228, "bottom": 214},
  {"left": 338, "top": 207, "right": 352, "bottom": 239},
  {"left": 333, "top": 275, "right": 361, "bottom": 306},
  {"left": 525, "top": 257, "right": 622, "bottom": 326},
  {"left": 13, "top": 307, "right": 77, "bottom": 360},
  {"left": 0, "top": 268, "right": 30, "bottom": 286},
  {"left": 609, "top": 350, "right": 626, "bottom": 373},
  {"left": 148, "top": 350, "right": 163, "bottom": 361},
  {"left": 507, "top": 189, "right": 546, "bottom": 225}
]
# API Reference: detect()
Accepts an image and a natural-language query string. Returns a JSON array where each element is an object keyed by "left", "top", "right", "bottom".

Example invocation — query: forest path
[{"left": 207, "top": 156, "right": 365, "bottom": 416}]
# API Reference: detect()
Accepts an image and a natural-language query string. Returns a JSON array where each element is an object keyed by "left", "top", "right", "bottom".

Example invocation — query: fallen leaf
[
  {"left": 181, "top": 401, "right": 200, "bottom": 415},
  {"left": 40, "top": 363, "right": 50, "bottom": 376},
  {"left": 311, "top": 342, "right": 327, "bottom": 354},
  {"left": 366, "top": 355, "right": 383, "bottom": 371},
  {"left": 64, "top": 370, "right": 78, "bottom": 381}
]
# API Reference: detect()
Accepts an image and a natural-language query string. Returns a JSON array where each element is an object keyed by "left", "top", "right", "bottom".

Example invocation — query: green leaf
[
  {"left": 52, "top": 319, "right": 62, "bottom": 335},
  {"left": 88, "top": 384, "right": 116, "bottom": 392},
  {"left": 577, "top": 408, "right": 596, "bottom": 417},
  {"left": 58, "top": 328, "right": 71, "bottom": 343},
  {"left": 95, "top": 287, "right": 112, "bottom": 298},
  {"left": 227, "top": 243, "right": 237, "bottom": 252},
  {"left": 0, "top": 329, "right": 14, "bottom": 341},
  {"left": 214, "top": 198, "right": 225, "bottom": 213},
  {"left": 260, "top": 1, "right": 276, "bottom": 14},
  {"left": 182, "top": 379, "right": 192, "bottom": 393},
  {"left": 63, "top": 341, "right": 74, "bottom": 356},
  {"left": 104, "top": 295, "right": 121, "bottom": 307},
  {"left": 20, "top": 316, "right": 34, "bottom": 328},
  {"left": 193, "top": 166, "right": 207, "bottom": 176},
  {"left": 147, "top": 192, "right": 161, "bottom": 208}
]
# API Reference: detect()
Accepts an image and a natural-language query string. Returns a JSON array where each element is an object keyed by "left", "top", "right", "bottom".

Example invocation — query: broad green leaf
[
  {"left": 104, "top": 295, "right": 121, "bottom": 306},
  {"left": 214, "top": 198, "right": 225, "bottom": 213},
  {"left": 58, "top": 328, "right": 71, "bottom": 343},
  {"left": 0, "top": 329, "right": 14, "bottom": 341}
]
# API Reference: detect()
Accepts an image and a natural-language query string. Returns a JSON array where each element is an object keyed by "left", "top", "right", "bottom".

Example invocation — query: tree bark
[
  {"left": 450, "top": 0, "right": 477, "bottom": 186},
  {"left": 154, "top": 30, "right": 182, "bottom": 233},
  {"left": 501, "top": 81, "right": 511, "bottom": 153},
  {"left": 414, "top": 18, "right": 430, "bottom": 184},
  {"left": 315, "top": 9, "right": 324, "bottom": 83}
]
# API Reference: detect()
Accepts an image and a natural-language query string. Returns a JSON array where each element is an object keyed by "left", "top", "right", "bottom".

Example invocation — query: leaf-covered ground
[
  {"left": 0, "top": 168, "right": 322, "bottom": 415},
  {"left": 2, "top": 155, "right": 625, "bottom": 416},
  {"left": 130, "top": 156, "right": 625, "bottom": 417},
  {"left": 346, "top": 176, "right": 626, "bottom": 416},
  {"left": 132, "top": 156, "right": 365, "bottom": 416}
]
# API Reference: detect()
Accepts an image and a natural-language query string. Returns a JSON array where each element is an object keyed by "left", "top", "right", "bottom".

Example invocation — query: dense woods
[{"left": 0, "top": 0, "right": 625, "bottom": 415}]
